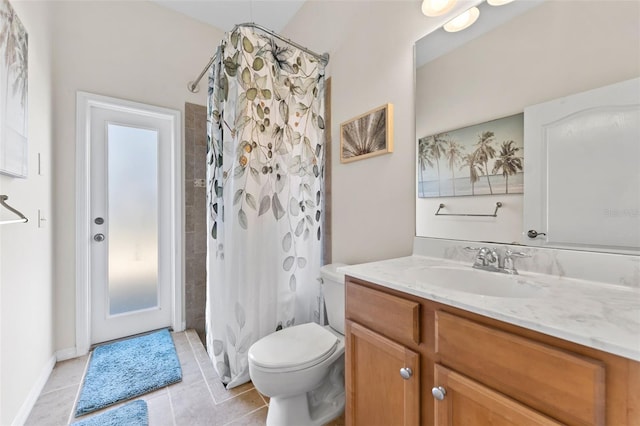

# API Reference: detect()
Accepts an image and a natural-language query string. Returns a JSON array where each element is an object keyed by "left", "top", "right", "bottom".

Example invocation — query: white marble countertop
[{"left": 340, "top": 255, "right": 640, "bottom": 362}]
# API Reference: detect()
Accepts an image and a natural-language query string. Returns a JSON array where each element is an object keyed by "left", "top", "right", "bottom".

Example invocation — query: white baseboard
[
  {"left": 11, "top": 355, "right": 56, "bottom": 426},
  {"left": 56, "top": 347, "right": 80, "bottom": 361}
]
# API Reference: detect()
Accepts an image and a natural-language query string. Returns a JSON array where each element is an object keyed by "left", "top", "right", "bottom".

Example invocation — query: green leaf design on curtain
[
  {"left": 206, "top": 25, "right": 327, "bottom": 388},
  {"left": 235, "top": 302, "right": 246, "bottom": 328}
]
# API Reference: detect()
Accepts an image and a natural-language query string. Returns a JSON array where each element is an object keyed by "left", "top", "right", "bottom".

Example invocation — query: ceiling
[
  {"left": 153, "top": 0, "right": 307, "bottom": 33},
  {"left": 415, "top": 0, "right": 544, "bottom": 67}
]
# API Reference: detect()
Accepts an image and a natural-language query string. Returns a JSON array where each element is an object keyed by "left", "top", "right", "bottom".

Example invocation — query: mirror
[{"left": 414, "top": 0, "right": 640, "bottom": 252}]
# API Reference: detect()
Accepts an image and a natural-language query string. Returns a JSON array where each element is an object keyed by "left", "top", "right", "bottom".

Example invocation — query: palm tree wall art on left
[
  {"left": 0, "top": 0, "right": 27, "bottom": 178},
  {"left": 418, "top": 113, "right": 523, "bottom": 198}
]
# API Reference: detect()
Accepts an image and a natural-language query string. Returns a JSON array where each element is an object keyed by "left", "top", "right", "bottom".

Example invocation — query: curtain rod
[{"left": 188, "top": 22, "right": 330, "bottom": 93}]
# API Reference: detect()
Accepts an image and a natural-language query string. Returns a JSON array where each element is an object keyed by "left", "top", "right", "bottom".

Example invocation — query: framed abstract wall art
[
  {"left": 0, "top": 0, "right": 28, "bottom": 178},
  {"left": 418, "top": 113, "right": 523, "bottom": 198},
  {"left": 340, "top": 103, "right": 393, "bottom": 163}
]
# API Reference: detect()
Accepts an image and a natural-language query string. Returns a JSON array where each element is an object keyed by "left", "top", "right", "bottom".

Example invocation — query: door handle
[{"left": 94, "top": 233, "right": 105, "bottom": 242}]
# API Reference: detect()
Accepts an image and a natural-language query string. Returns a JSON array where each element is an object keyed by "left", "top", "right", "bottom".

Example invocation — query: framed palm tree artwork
[
  {"left": 417, "top": 113, "right": 524, "bottom": 198},
  {"left": 340, "top": 103, "right": 393, "bottom": 163},
  {"left": 0, "top": 0, "right": 28, "bottom": 178}
]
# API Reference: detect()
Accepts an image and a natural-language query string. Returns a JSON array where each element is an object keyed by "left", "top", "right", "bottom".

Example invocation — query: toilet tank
[{"left": 320, "top": 263, "right": 347, "bottom": 335}]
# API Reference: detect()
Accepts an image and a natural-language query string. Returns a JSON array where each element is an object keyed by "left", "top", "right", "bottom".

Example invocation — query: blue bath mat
[
  {"left": 72, "top": 400, "right": 148, "bottom": 426},
  {"left": 75, "top": 329, "right": 182, "bottom": 417}
]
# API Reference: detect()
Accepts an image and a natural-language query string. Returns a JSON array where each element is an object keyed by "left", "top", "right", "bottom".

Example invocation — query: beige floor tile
[
  {"left": 257, "top": 391, "right": 270, "bottom": 404},
  {"left": 225, "top": 406, "right": 268, "bottom": 425},
  {"left": 25, "top": 384, "right": 78, "bottom": 426},
  {"left": 41, "top": 355, "right": 89, "bottom": 394},
  {"left": 169, "top": 380, "right": 218, "bottom": 426},
  {"left": 25, "top": 331, "right": 284, "bottom": 426},
  {"left": 325, "top": 413, "right": 346, "bottom": 426},
  {"left": 139, "top": 386, "right": 169, "bottom": 401},
  {"left": 146, "top": 392, "right": 175, "bottom": 426},
  {"left": 171, "top": 332, "right": 193, "bottom": 355},
  {"left": 174, "top": 344, "right": 206, "bottom": 388},
  {"left": 186, "top": 329, "right": 210, "bottom": 365},
  {"left": 209, "top": 378, "right": 255, "bottom": 404},
  {"left": 213, "top": 389, "right": 266, "bottom": 426}
]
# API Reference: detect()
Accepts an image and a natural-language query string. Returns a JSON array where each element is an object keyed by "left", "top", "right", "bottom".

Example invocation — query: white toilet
[{"left": 248, "top": 263, "right": 347, "bottom": 426}]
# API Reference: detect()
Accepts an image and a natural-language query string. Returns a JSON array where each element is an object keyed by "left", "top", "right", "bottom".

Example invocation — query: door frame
[{"left": 75, "top": 91, "right": 183, "bottom": 355}]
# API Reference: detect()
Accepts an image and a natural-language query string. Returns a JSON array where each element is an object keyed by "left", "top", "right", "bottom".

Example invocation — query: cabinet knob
[
  {"left": 399, "top": 367, "right": 413, "bottom": 380},
  {"left": 432, "top": 386, "right": 447, "bottom": 401}
]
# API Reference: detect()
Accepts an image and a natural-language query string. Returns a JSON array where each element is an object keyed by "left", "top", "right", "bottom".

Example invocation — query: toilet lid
[{"left": 249, "top": 323, "right": 338, "bottom": 370}]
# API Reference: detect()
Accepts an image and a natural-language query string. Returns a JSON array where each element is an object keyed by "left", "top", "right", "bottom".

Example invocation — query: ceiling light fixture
[
  {"left": 443, "top": 6, "right": 480, "bottom": 32},
  {"left": 421, "top": 0, "right": 457, "bottom": 17},
  {"left": 487, "top": 0, "right": 515, "bottom": 5}
]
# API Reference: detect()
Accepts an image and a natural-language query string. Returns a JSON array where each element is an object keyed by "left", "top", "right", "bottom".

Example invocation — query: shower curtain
[{"left": 205, "top": 26, "right": 327, "bottom": 388}]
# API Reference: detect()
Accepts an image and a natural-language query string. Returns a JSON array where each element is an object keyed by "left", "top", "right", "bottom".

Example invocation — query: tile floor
[{"left": 26, "top": 330, "right": 345, "bottom": 426}]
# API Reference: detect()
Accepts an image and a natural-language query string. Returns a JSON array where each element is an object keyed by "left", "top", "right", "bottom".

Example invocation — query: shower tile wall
[{"left": 184, "top": 102, "right": 207, "bottom": 344}]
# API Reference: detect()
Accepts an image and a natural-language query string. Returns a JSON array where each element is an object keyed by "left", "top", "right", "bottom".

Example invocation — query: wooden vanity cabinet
[
  {"left": 345, "top": 281, "right": 423, "bottom": 426},
  {"left": 345, "top": 276, "right": 640, "bottom": 426},
  {"left": 433, "top": 364, "right": 562, "bottom": 426},
  {"left": 345, "top": 320, "right": 420, "bottom": 426}
]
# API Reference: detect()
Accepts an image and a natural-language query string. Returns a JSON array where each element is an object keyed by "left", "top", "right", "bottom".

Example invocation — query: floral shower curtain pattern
[{"left": 206, "top": 26, "right": 326, "bottom": 388}]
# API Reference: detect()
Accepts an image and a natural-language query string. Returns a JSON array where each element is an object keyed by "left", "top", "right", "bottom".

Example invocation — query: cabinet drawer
[
  {"left": 435, "top": 311, "right": 605, "bottom": 426},
  {"left": 346, "top": 280, "right": 420, "bottom": 345}
]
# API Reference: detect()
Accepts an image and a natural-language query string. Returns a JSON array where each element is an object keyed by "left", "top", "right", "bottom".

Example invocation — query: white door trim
[{"left": 76, "top": 91, "right": 184, "bottom": 355}]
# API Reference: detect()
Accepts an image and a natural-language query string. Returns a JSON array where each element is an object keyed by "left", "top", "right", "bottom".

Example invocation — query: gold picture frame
[{"left": 340, "top": 103, "right": 393, "bottom": 163}]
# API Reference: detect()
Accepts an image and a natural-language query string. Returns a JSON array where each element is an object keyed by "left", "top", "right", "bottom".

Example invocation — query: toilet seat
[{"left": 249, "top": 323, "right": 339, "bottom": 372}]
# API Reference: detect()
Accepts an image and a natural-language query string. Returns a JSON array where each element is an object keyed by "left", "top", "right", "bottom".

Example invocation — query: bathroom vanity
[{"left": 341, "top": 243, "right": 640, "bottom": 426}]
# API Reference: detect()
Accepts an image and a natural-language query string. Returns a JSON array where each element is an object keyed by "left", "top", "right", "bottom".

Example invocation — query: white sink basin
[{"left": 403, "top": 266, "right": 547, "bottom": 298}]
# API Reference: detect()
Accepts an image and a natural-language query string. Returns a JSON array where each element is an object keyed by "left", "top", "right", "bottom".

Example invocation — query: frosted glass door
[
  {"left": 88, "top": 100, "right": 176, "bottom": 345},
  {"left": 107, "top": 124, "right": 159, "bottom": 315}
]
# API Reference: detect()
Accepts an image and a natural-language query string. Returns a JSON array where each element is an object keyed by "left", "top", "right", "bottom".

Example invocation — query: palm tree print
[
  {"left": 460, "top": 152, "right": 482, "bottom": 195},
  {"left": 430, "top": 133, "right": 448, "bottom": 196},
  {"left": 417, "top": 137, "right": 434, "bottom": 197},
  {"left": 443, "top": 139, "right": 464, "bottom": 196},
  {"left": 0, "top": 0, "right": 27, "bottom": 108},
  {"left": 473, "top": 131, "right": 497, "bottom": 194},
  {"left": 419, "top": 133, "right": 448, "bottom": 196},
  {"left": 10, "top": 27, "right": 26, "bottom": 109},
  {"left": 417, "top": 114, "right": 523, "bottom": 198},
  {"left": 492, "top": 140, "right": 523, "bottom": 194}
]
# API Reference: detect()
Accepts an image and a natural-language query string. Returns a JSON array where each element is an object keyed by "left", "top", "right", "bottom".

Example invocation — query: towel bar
[
  {"left": 0, "top": 195, "right": 28, "bottom": 225},
  {"left": 435, "top": 202, "right": 502, "bottom": 217}
]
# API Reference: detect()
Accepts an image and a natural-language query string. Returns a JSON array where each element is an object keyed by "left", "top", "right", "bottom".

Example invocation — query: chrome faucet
[
  {"left": 465, "top": 247, "right": 529, "bottom": 275},
  {"left": 502, "top": 249, "right": 529, "bottom": 275}
]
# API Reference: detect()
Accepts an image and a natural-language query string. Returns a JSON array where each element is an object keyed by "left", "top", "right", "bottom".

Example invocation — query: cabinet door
[
  {"left": 346, "top": 320, "right": 420, "bottom": 426},
  {"left": 433, "top": 364, "right": 562, "bottom": 426}
]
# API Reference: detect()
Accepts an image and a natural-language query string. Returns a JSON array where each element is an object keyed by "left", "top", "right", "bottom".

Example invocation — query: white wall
[
  {"left": 283, "top": 0, "right": 640, "bottom": 263},
  {"left": 415, "top": 0, "right": 640, "bottom": 243},
  {"left": 283, "top": 1, "right": 439, "bottom": 265},
  {"left": 0, "top": 1, "right": 54, "bottom": 424},
  {"left": 50, "top": 0, "right": 224, "bottom": 357}
]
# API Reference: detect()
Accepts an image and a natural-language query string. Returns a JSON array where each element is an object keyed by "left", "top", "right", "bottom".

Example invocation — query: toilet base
[
  {"left": 266, "top": 360, "right": 345, "bottom": 426},
  {"left": 266, "top": 393, "right": 344, "bottom": 426}
]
